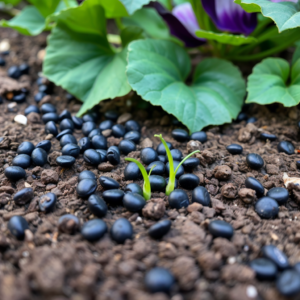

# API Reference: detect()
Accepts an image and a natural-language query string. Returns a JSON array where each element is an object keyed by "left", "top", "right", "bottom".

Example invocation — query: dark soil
[{"left": 1, "top": 28, "right": 300, "bottom": 300}]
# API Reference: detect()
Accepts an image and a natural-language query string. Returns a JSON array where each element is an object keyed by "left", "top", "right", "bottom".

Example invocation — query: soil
[{"left": 1, "top": 28, "right": 300, "bottom": 300}]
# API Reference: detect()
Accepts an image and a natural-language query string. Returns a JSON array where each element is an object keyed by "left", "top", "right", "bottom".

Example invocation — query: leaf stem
[
  {"left": 63, "top": 0, "right": 70, "bottom": 8},
  {"left": 115, "top": 18, "right": 124, "bottom": 31}
]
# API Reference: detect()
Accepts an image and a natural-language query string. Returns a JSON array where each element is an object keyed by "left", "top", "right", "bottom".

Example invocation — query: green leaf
[
  {"left": 2, "top": 0, "right": 21, "bottom": 5},
  {"left": 292, "top": 41, "right": 300, "bottom": 66},
  {"left": 119, "top": 0, "right": 152, "bottom": 15},
  {"left": 127, "top": 39, "right": 245, "bottom": 133},
  {"left": 121, "top": 25, "right": 145, "bottom": 47},
  {"left": 28, "top": 0, "right": 61, "bottom": 18},
  {"left": 235, "top": 0, "right": 300, "bottom": 32},
  {"left": 43, "top": 0, "right": 131, "bottom": 116},
  {"left": 246, "top": 57, "right": 300, "bottom": 106},
  {"left": 195, "top": 30, "right": 257, "bottom": 46}
]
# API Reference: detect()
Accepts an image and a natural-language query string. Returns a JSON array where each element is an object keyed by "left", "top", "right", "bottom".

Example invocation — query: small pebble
[
  {"left": 8, "top": 216, "right": 29, "bottom": 240},
  {"left": 81, "top": 219, "right": 107, "bottom": 242},
  {"left": 208, "top": 220, "right": 234, "bottom": 239},
  {"left": 110, "top": 218, "right": 133, "bottom": 244},
  {"left": 148, "top": 220, "right": 171, "bottom": 239},
  {"left": 168, "top": 189, "right": 189, "bottom": 209}
]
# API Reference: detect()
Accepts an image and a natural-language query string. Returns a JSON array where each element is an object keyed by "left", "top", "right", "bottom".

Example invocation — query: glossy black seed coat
[
  {"left": 245, "top": 177, "right": 264, "bottom": 197},
  {"left": 60, "top": 134, "right": 77, "bottom": 147},
  {"left": 255, "top": 197, "right": 279, "bottom": 219},
  {"left": 158, "top": 155, "right": 167, "bottom": 164},
  {"left": 92, "top": 135, "right": 107, "bottom": 150},
  {"left": 262, "top": 245, "right": 289, "bottom": 269},
  {"left": 166, "top": 177, "right": 178, "bottom": 189},
  {"left": 17, "top": 141, "right": 35, "bottom": 155},
  {"left": 124, "top": 131, "right": 140, "bottom": 144},
  {"left": 168, "top": 149, "right": 182, "bottom": 161},
  {"left": 192, "top": 186, "right": 211, "bottom": 206},
  {"left": 260, "top": 133, "right": 277, "bottom": 141},
  {"left": 72, "top": 116, "right": 83, "bottom": 129},
  {"left": 247, "top": 117, "right": 257, "bottom": 123},
  {"left": 31, "top": 148, "right": 47, "bottom": 166},
  {"left": 45, "top": 121, "right": 58, "bottom": 136},
  {"left": 208, "top": 220, "right": 234, "bottom": 239},
  {"left": 95, "top": 149, "right": 107, "bottom": 161},
  {"left": 19, "top": 63, "right": 30, "bottom": 75},
  {"left": 62, "top": 143, "right": 80, "bottom": 157},
  {"left": 39, "top": 192, "right": 57, "bottom": 213},
  {"left": 12, "top": 93, "right": 26, "bottom": 103},
  {"left": 58, "top": 214, "right": 80, "bottom": 234},
  {"left": 13, "top": 188, "right": 34, "bottom": 206},
  {"left": 149, "top": 175, "right": 166, "bottom": 192},
  {"left": 81, "top": 219, "right": 107, "bottom": 242},
  {"left": 8, "top": 216, "right": 29, "bottom": 240},
  {"left": 168, "top": 189, "right": 189, "bottom": 209},
  {"left": 8, "top": 65, "right": 21, "bottom": 79},
  {"left": 34, "top": 92, "right": 46, "bottom": 103},
  {"left": 148, "top": 220, "right": 171, "bottom": 239},
  {"left": 145, "top": 267, "right": 174, "bottom": 294},
  {"left": 103, "top": 189, "right": 125, "bottom": 205},
  {"left": 190, "top": 131, "right": 207, "bottom": 143},
  {"left": 146, "top": 161, "right": 166, "bottom": 175},
  {"left": 105, "top": 110, "right": 118, "bottom": 121},
  {"left": 179, "top": 174, "right": 199, "bottom": 190},
  {"left": 82, "top": 121, "right": 97, "bottom": 136},
  {"left": 59, "top": 109, "right": 72, "bottom": 121},
  {"left": 78, "top": 170, "right": 97, "bottom": 182},
  {"left": 79, "top": 137, "right": 91, "bottom": 153},
  {"left": 36, "top": 140, "right": 51, "bottom": 152},
  {"left": 166, "top": 161, "right": 184, "bottom": 179},
  {"left": 110, "top": 218, "right": 133, "bottom": 244},
  {"left": 99, "top": 120, "right": 114, "bottom": 131},
  {"left": 123, "top": 193, "right": 146, "bottom": 212},
  {"left": 83, "top": 113, "right": 97, "bottom": 123},
  {"left": 99, "top": 176, "right": 120, "bottom": 190},
  {"left": 277, "top": 270, "right": 300, "bottom": 296},
  {"left": 25, "top": 105, "right": 39, "bottom": 116},
  {"left": 172, "top": 128, "right": 189, "bottom": 142},
  {"left": 40, "top": 103, "right": 56, "bottom": 114},
  {"left": 182, "top": 157, "right": 200, "bottom": 171},
  {"left": 5, "top": 166, "right": 26, "bottom": 181},
  {"left": 267, "top": 187, "right": 289, "bottom": 205},
  {"left": 56, "top": 129, "right": 73, "bottom": 140},
  {"left": 56, "top": 155, "right": 75, "bottom": 168},
  {"left": 125, "top": 183, "right": 143, "bottom": 196},
  {"left": 125, "top": 120, "right": 140, "bottom": 132},
  {"left": 296, "top": 161, "right": 300, "bottom": 169},
  {"left": 278, "top": 141, "right": 295, "bottom": 155},
  {"left": 88, "top": 129, "right": 101, "bottom": 139},
  {"left": 156, "top": 142, "right": 173, "bottom": 156},
  {"left": 249, "top": 258, "right": 277, "bottom": 280},
  {"left": 124, "top": 162, "right": 142, "bottom": 180},
  {"left": 226, "top": 144, "right": 243, "bottom": 155},
  {"left": 60, "top": 118, "right": 74, "bottom": 132},
  {"left": 246, "top": 153, "right": 264, "bottom": 169},
  {"left": 77, "top": 179, "right": 97, "bottom": 198},
  {"left": 141, "top": 148, "right": 158, "bottom": 165},
  {"left": 112, "top": 124, "right": 126, "bottom": 137},
  {"left": 87, "top": 195, "right": 107, "bottom": 217},
  {"left": 42, "top": 112, "right": 59, "bottom": 124},
  {"left": 107, "top": 146, "right": 120, "bottom": 165},
  {"left": 12, "top": 154, "right": 31, "bottom": 169},
  {"left": 118, "top": 139, "right": 136, "bottom": 154},
  {"left": 83, "top": 149, "right": 101, "bottom": 165},
  {"left": 236, "top": 112, "right": 248, "bottom": 122}
]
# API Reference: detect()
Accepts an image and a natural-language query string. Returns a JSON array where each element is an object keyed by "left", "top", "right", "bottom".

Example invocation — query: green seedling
[
  {"left": 154, "top": 134, "right": 200, "bottom": 195},
  {"left": 125, "top": 158, "right": 156, "bottom": 201}
]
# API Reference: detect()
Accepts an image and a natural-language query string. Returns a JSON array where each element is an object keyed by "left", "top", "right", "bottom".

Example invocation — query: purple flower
[
  {"left": 270, "top": 0, "right": 297, "bottom": 2},
  {"left": 152, "top": 2, "right": 205, "bottom": 48},
  {"left": 201, "top": 0, "right": 257, "bottom": 36}
]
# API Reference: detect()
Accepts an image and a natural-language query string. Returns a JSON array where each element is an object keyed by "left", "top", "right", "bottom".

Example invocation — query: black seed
[
  {"left": 208, "top": 220, "right": 234, "bottom": 239},
  {"left": 95, "top": 149, "right": 107, "bottom": 162},
  {"left": 72, "top": 116, "right": 83, "bottom": 129},
  {"left": 124, "top": 162, "right": 142, "bottom": 180},
  {"left": 36, "top": 77, "right": 45, "bottom": 86},
  {"left": 226, "top": 144, "right": 243, "bottom": 155},
  {"left": 236, "top": 112, "right": 248, "bottom": 122},
  {"left": 112, "top": 124, "right": 126, "bottom": 137},
  {"left": 192, "top": 186, "right": 211, "bottom": 206},
  {"left": 45, "top": 121, "right": 58, "bottom": 136},
  {"left": 179, "top": 174, "right": 199, "bottom": 190},
  {"left": 92, "top": 135, "right": 107, "bottom": 150},
  {"left": 118, "top": 139, "right": 136, "bottom": 154},
  {"left": 17, "top": 141, "right": 35, "bottom": 155},
  {"left": 82, "top": 121, "right": 97, "bottom": 136},
  {"left": 125, "top": 183, "right": 143, "bottom": 196},
  {"left": 36, "top": 140, "right": 51, "bottom": 152},
  {"left": 125, "top": 120, "right": 140, "bottom": 132},
  {"left": 83, "top": 113, "right": 97, "bottom": 123},
  {"left": 5, "top": 166, "right": 26, "bottom": 181},
  {"left": 42, "top": 112, "right": 59, "bottom": 124},
  {"left": 83, "top": 149, "right": 101, "bottom": 165},
  {"left": 146, "top": 161, "right": 166, "bottom": 175},
  {"left": 19, "top": 63, "right": 30, "bottom": 75},
  {"left": 88, "top": 129, "right": 102, "bottom": 139},
  {"left": 246, "top": 153, "right": 264, "bottom": 169},
  {"left": 99, "top": 176, "right": 120, "bottom": 190},
  {"left": 145, "top": 267, "right": 174, "bottom": 294},
  {"left": 34, "top": 92, "right": 46, "bottom": 103},
  {"left": 123, "top": 193, "right": 146, "bottom": 212},
  {"left": 297, "top": 160, "right": 300, "bottom": 169},
  {"left": 13, "top": 188, "right": 34, "bottom": 206},
  {"left": 56, "top": 155, "right": 75, "bottom": 168},
  {"left": 294, "top": 262, "right": 300, "bottom": 274},
  {"left": 168, "top": 189, "right": 189, "bottom": 209},
  {"left": 148, "top": 220, "right": 171, "bottom": 239},
  {"left": 58, "top": 214, "right": 80, "bottom": 234},
  {"left": 124, "top": 131, "right": 140, "bottom": 144},
  {"left": 81, "top": 219, "right": 107, "bottom": 242},
  {"left": 182, "top": 157, "right": 200, "bottom": 171},
  {"left": 105, "top": 110, "right": 118, "bottom": 121},
  {"left": 278, "top": 141, "right": 295, "bottom": 155},
  {"left": 172, "top": 128, "right": 189, "bottom": 142},
  {"left": 87, "top": 194, "right": 107, "bottom": 217},
  {"left": 78, "top": 137, "right": 91, "bottom": 153},
  {"left": 277, "top": 270, "right": 300, "bottom": 296},
  {"left": 141, "top": 148, "right": 158, "bottom": 165},
  {"left": 166, "top": 177, "right": 178, "bottom": 189},
  {"left": 60, "top": 118, "right": 74, "bottom": 132},
  {"left": 60, "top": 134, "right": 77, "bottom": 147},
  {"left": 39, "top": 192, "right": 57, "bottom": 213},
  {"left": 8, "top": 216, "right": 29, "bottom": 240},
  {"left": 103, "top": 189, "right": 125, "bottom": 205},
  {"left": 31, "top": 148, "right": 47, "bottom": 166},
  {"left": 156, "top": 142, "right": 173, "bottom": 155},
  {"left": 110, "top": 218, "right": 133, "bottom": 244},
  {"left": 99, "top": 120, "right": 114, "bottom": 131},
  {"left": 40, "top": 103, "right": 56, "bottom": 114},
  {"left": 0, "top": 57, "right": 5, "bottom": 66},
  {"left": 12, "top": 154, "right": 31, "bottom": 169},
  {"left": 8, "top": 65, "right": 21, "bottom": 79},
  {"left": 255, "top": 197, "right": 279, "bottom": 219},
  {"left": 246, "top": 117, "right": 257, "bottom": 123},
  {"left": 78, "top": 170, "right": 97, "bottom": 182},
  {"left": 149, "top": 175, "right": 166, "bottom": 192},
  {"left": 61, "top": 143, "right": 80, "bottom": 158},
  {"left": 107, "top": 146, "right": 120, "bottom": 165},
  {"left": 168, "top": 149, "right": 182, "bottom": 161},
  {"left": 25, "top": 105, "right": 40, "bottom": 116},
  {"left": 190, "top": 131, "right": 207, "bottom": 143},
  {"left": 12, "top": 93, "right": 26, "bottom": 103},
  {"left": 263, "top": 245, "right": 289, "bottom": 269},
  {"left": 245, "top": 177, "right": 264, "bottom": 197},
  {"left": 38, "top": 84, "right": 51, "bottom": 94},
  {"left": 166, "top": 161, "right": 184, "bottom": 179},
  {"left": 56, "top": 129, "right": 73, "bottom": 140},
  {"left": 266, "top": 187, "right": 289, "bottom": 205},
  {"left": 76, "top": 179, "right": 97, "bottom": 198},
  {"left": 158, "top": 155, "right": 167, "bottom": 163},
  {"left": 59, "top": 109, "right": 72, "bottom": 121},
  {"left": 260, "top": 133, "right": 277, "bottom": 141},
  {"left": 249, "top": 258, "right": 277, "bottom": 280}
]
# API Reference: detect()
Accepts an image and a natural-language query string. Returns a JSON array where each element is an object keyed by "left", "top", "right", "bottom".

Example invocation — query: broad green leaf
[
  {"left": 2, "top": 0, "right": 21, "bottom": 5},
  {"left": 246, "top": 58, "right": 300, "bottom": 106},
  {"left": 121, "top": 25, "right": 145, "bottom": 47},
  {"left": 127, "top": 39, "right": 245, "bottom": 132},
  {"left": 292, "top": 41, "right": 300, "bottom": 65},
  {"left": 235, "top": 0, "right": 300, "bottom": 32},
  {"left": 28, "top": 0, "right": 61, "bottom": 18},
  {"left": 195, "top": 30, "right": 257, "bottom": 46},
  {"left": 119, "top": 0, "right": 152, "bottom": 15},
  {"left": 157, "top": 0, "right": 172, "bottom": 9},
  {"left": 43, "top": 0, "right": 131, "bottom": 116}
]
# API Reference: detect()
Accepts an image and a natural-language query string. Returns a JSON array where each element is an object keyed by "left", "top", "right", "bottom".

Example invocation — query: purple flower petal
[
  {"left": 152, "top": 2, "right": 205, "bottom": 48},
  {"left": 202, "top": 0, "right": 257, "bottom": 36},
  {"left": 270, "top": 0, "right": 297, "bottom": 2}
]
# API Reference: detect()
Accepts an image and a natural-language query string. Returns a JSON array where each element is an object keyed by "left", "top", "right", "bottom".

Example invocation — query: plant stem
[
  {"left": 107, "top": 34, "right": 122, "bottom": 45},
  {"left": 115, "top": 18, "right": 124, "bottom": 31},
  {"left": 63, "top": 0, "right": 70, "bottom": 8},
  {"left": 191, "top": 0, "right": 206, "bottom": 30}
]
